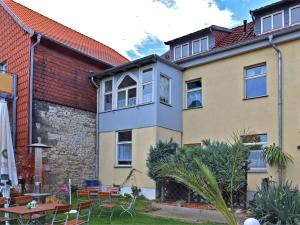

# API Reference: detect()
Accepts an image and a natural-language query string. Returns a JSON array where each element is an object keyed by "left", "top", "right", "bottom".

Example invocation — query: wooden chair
[
  {"left": 45, "top": 204, "right": 71, "bottom": 225},
  {"left": 0, "top": 197, "right": 17, "bottom": 224},
  {"left": 76, "top": 190, "right": 90, "bottom": 202},
  {"left": 65, "top": 201, "right": 92, "bottom": 225},
  {"left": 98, "top": 192, "right": 117, "bottom": 222},
  {"left": 107, "top": 187, "right": 120, "bottom": 196}
]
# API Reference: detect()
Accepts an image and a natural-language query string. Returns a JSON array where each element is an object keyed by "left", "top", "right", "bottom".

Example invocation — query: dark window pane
[
  {"left": 246, "top": 76, "right": 266, "bottom": 98},
  {"left": 182, "top": 44, "right": 189, "bottom": 58},
  {"left": 291, "top": 6, "right": 300, "bottom": 25},
  {"left": 118, "top": 131, "right": 132, "bottom": 142},
  {"left": 262, "top": 16, "right": 272, "bottom": 33},
  {"left": 192, "top": 40, "right": 200, "bottom": 54},
  {"left": 104, "top": 94, "right": 112, "bottom": 111},
  {"left": 117, "top": 91, "right": 126, "bottom": 108},
  {"left": 187, "top": 80, "right": 201, "bottom": 89},
  {"left": 187, "top": 90, "right": 202, "bottom": 108},
  {"left": 105, "top": 80, "right": 112, "bottom": 93},
  {"left": 118, "top": 76, "right": 136, "bottom": 89},
  {"left": 128, "top": 88, "right": 137, "bottom": 106},
  {"left": 273, "top": 12, "right": 282, "bottom": 29}
]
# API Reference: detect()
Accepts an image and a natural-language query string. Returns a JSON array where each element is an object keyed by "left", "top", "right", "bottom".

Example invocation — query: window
[
  {"left": 261, "top": 11, "right": 283, "bottom": 33},
  {"left": 186, "top": 80, "right": 202, "bottom": 108},
  {"left": 0, "top": 61, "right": 7, "bottom": 73},
  {"left": 117, "top": 75, "right": 137, "bottom": 108},
  {"left": 174, "top": 43, "right": 189, "bottom": 60},
  {"left": 117, "top": 130, "right": 132, "bottom": 166},
  {"left": 103, "top": 80, "right": 112, "bottom": 111},
  {"left": 245, "top": 64, "right": 267, "bottom": 99},
  {"left": 160, "top": 74, "right": 170, "bottom": 104},
  {"left": 290, "top": 5, "right": 300, "bottom": 25},
  {"left": 141, "top": 68, "right": 153, "bottom": 103},
  {"left": 192, "top": 37, "right": 208, "bottom": 55},
  {"left": 242, "top": 134, "right": 267, "bottom": 170}
]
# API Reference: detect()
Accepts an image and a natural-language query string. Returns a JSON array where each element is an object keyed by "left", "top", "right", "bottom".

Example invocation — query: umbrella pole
[
  {"left": 3, "top": 183, "right": 10, "bottom": 225},
  {"left": 68, "top": 179, "right": 77, "bottom": 214}
]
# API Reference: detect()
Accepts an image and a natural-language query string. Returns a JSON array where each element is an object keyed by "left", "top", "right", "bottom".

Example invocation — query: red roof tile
[{"left": 3, "top": 0, "right": 129, "bottom": 66}]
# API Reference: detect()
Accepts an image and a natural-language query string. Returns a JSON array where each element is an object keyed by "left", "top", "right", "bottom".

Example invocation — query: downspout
[
  {"left": 90, "top": 76, "right": 100, "bottom": 180},
  {"left": 29, "top": 34, "right": 42, "bottom": 148},
  {"left": 268, "top": 35, "right": 283, "bottom": 185}
]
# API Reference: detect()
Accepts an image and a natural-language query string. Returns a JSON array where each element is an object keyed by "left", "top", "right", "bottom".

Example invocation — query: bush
[{"left": 249, "top": 182, "right": 300, "bottom": 224}]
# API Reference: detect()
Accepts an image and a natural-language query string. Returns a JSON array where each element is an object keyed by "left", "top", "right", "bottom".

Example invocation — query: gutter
[
  {"left": 29, "top": 34, "right": 42, "bottom": 148},
  {"left": 268, "top": 35, "right": 283, "bottom": 185},
  {"left": 90, "top": 76, "right": 100, "bottom": 180}
]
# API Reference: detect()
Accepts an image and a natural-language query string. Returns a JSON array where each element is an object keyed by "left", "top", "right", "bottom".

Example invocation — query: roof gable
[{"left": 2, "top": 0, "right": 129, "bottom": 67}]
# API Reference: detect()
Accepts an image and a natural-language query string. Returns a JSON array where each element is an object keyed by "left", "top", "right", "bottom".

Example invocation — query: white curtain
[
  {"left": 187, "top": 90, "right": 201, "bottom": 107},
  {"left": 249, "top": 150, "right": 266, "bottom": 169},
  {"left": 118, "top": 144, "right": 132, "bottom": 162}
]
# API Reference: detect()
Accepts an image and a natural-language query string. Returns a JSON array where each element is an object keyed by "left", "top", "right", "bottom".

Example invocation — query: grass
[{"left": 58, "top": 195, "right": 220, "bottom": 225}]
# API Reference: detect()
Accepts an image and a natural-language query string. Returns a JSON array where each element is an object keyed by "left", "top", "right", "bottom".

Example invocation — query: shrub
[{"left": 249, "top": 182, "right": 300, "bottom": 224}]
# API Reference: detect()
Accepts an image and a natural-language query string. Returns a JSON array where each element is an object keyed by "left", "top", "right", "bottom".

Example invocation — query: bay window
[
  {"left": 104, "top": 80, "right": 112, "bottom": 111},
  {"left": 117, "top": 75, "right": 137, "bottom": 108},
  {"left": 117, "top": 130, "right": 132, "bottom": 166},
  {"left": 160, "top": 74, "right": 170, "bottom": 104},
  {"left": 141, "top": 68, "right": 153, "bottom": 103}
]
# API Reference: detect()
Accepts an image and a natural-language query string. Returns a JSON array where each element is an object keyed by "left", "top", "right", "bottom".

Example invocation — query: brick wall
[
  {"left": 33, "top": 41, "right": 105, "bottom": 113},
  {"left": 0, "top": 4, "right": 31, "bottom": 155}
]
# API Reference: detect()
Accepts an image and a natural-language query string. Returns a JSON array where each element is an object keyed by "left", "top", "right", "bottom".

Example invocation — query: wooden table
[{"left": 0, "top": 203, "right": 62, "bottom": 225}]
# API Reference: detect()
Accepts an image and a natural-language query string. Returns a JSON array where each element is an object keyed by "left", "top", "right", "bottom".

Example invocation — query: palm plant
[
  {"left": 263, "top": 144, "right": 293, "bottom": 185},
  {"left": 160, "top": 159, "right": 237, "bottom": 225}
]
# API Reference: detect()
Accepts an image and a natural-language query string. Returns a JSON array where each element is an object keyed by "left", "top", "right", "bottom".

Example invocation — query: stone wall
[{"left": 33, "top": 100, "right": 96, "bottom": 193}]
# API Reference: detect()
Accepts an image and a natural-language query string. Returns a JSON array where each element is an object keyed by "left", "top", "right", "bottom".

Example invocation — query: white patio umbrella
[{"left": 0, "top": 99, "right": 18, "bottom": 207}]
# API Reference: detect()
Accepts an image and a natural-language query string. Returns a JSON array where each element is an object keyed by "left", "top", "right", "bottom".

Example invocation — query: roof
[
  {"left": 2, "top": 0, "right": 129, "bottom": 67},
  {"left": 92, "top": 54, "right": 183, "bottom": 79},
  {"left": 165, "top": 25, "right": 232, "bottom": 45},
  {"left": 250, "top": 0, "right": 299, "bottom": 16}
]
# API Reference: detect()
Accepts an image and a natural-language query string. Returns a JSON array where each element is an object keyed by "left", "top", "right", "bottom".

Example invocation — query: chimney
[{"left": 243, "top": 20, "right": 247, "bottom": 33}]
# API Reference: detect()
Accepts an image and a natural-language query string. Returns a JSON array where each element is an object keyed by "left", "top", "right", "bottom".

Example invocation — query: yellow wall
[
  {"left": 99, "top": 126, "right": 182, "bottom": 189},
  {"left": 0, "top": 73, "right": 13, "bottom": 94},
  {"left": 182, "top": 39, "right": 300, "bottom": 191}
]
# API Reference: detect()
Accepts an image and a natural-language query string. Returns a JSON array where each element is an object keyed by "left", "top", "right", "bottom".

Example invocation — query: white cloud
[{"left": 15, "top": 0, "right": 235, "bottom": 59}]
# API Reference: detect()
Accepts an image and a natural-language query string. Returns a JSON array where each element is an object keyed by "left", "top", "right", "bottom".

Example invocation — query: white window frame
[
  {"left": 192, "top": 36, "right": 208, "bottom": 55},
  {"left": 261, "top": 10, "right": 284, "bottom": 34},
  {"left": 102, "top": 78, "right": 113, "bottom": 112},
  {"left": 244, "top": 64, "right": 267, "bottom": 99},
  {"left": 174, "top": 43, "right": 189, "bottom": 60},
  {"left": 140, "top": 66, "right": 154, "bottom": 104},
  {"left": 243, "top": 134, "right": 268, "bottom": 172},
  {"left": 0, "top": 61, "right": 7, "bottom": 73},
  {"left": 289, "top": 4, "right": 300, "bottom": 26},
  {"left": 116, "top": 73, "right": 138, "bottom": 109},
  {"left": 186, "top": 79, "right": 202, "bottom": 109},
  {"left": 159, "top": 73, "right": 171, "bottom": 105},
  {"left": 116, "top": 130, "right": 132, "bottom": 167}
]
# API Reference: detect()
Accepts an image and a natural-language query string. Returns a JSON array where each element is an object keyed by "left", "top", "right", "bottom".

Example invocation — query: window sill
[
  {"left": 183, "top": 106, "right": 203, "bottom": 111},
  {"left": 160, "top": 101, "right": 172, "bottom": 107},
  {"left": 114, "top": 165, "right": 132, "bottom": 168},
  {"left": 248, "top": 168, "right": 267, "bottom": 173},
  {"left": 243, "top": 95, "right": 268, "bottom": 101},
  {"left": 100, "top": 102, "right": 155, "bottom": 114}
]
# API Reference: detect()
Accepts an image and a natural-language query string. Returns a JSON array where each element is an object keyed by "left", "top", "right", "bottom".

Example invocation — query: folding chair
[
  {"left": 120, "top": 195, "right": 137, "bottom": 217},
  {"left": 76, "top": 190, "right": 90, "bottom": 202},
  {"left": 0, "top": 197, "right": 17, "bottom": 224},
  {"left": 98, "top": 192, "right": 117, "bottom": 222},
  {"left": 45, "top": 204, "right": 71, "bottom": 225},
  {"left": 65, "top": 201, "right": 92, "bottom": 225}
]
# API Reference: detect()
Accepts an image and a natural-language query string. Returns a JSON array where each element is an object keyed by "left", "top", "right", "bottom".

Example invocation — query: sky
[{"left": 15, "top": 0, "right": 278, "bottom": 60}]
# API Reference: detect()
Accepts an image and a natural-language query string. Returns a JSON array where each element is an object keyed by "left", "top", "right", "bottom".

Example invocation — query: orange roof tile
[{"left": 3, "top": 0, "right": 129, "bottom": 66}]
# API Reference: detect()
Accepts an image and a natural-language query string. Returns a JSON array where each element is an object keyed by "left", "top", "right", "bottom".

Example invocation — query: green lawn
[{"left": 63, "top": 196, "right": 219, "bottom": 225}]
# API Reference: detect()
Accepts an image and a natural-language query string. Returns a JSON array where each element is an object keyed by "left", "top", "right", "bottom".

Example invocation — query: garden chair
[
  {"left": 14, "top": 195, "right": 46, "bottom": 222},
  {"left": 0, "top": 197, "right": 17, "bottom": 223},
  {"left": 45, "top": 204, "right": 71, "bottom": 225},
  {"left": 98, "top": 192, "right": 117, "bottom": 222},
  {"left": 120, "top": 195, "right": 137, "bottom": 217},
  {"left": 65, "top": 201, "right": 92, "bottom": 225},
  {"left": 76, "top": 190, "right": 90, "bottom": 202}
]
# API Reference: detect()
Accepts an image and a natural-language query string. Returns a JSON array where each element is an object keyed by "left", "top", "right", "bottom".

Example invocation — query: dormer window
[
  {"left": 192, "top": 37, "right": 208, "bottom": 55},
  {"left": 261, "top": 11, "right": 283, "bottom": 33},
  {"left": 117, "top": 74, "right": 137, "bottom": 108},
  {"left": 174, "top": 43, "right": 189, "bottom": 60},
  {"left": 290, "top": 5, "right": 300, "bottom": 25}
]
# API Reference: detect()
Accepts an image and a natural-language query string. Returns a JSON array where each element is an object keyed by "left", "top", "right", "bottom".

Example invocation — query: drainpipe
[
  {"left": 90, "top": 76, "right": 100, "bottom": 180},
  {"left": 268, "top": 35, "right": 283, "bottom": 185},
  {"left": 29, "top": 34, "right": 42, "bottom": 148}
]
